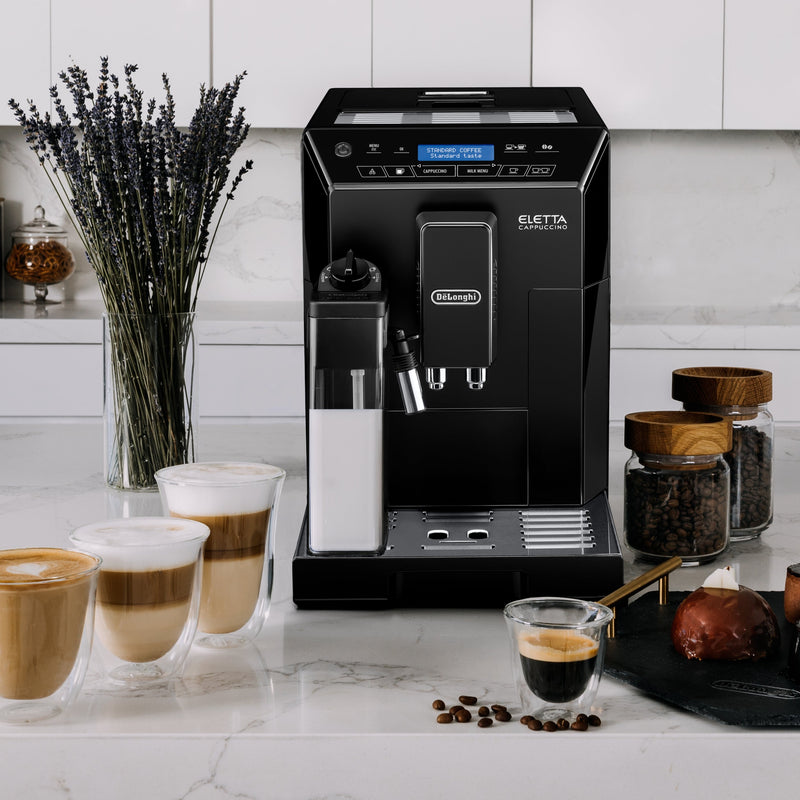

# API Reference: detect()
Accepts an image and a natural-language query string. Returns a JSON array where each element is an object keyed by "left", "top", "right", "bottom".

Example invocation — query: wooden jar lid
[
  {"left": 624, "top": 410, "right": 732, "bottom": 455},
  {"left": 672, "top": 367, "right": 772, "bottom": 407}
]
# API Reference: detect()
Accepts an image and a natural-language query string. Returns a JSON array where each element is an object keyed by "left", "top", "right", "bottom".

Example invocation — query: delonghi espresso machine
[{"left": 293, "top": 87, "right": 623, "bottom": 608}]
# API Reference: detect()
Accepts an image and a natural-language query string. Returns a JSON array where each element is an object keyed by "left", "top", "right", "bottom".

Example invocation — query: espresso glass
[
  {"left": 0, "top": 547, "right": 101, "bottom": 723},
  {"left": 70, "top": 517, "right": 210, "bottom": 686},
  {"left": 504, "top": 597, "right": 613, "bottom": 722},
  {"left": 156, "top": 462, "right": 285, "bottom": 648}
]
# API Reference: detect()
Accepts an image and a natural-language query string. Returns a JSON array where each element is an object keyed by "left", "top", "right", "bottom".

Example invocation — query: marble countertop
[{"left": 2, "top": 420, "right": 800, "bottom": 799}]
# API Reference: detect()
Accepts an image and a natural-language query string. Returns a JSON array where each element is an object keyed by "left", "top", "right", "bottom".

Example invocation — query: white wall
[{"left": 3, "top": 126, "right": 800, "bottom": 314}]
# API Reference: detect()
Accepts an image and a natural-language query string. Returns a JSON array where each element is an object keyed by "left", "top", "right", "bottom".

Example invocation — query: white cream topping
[{"left": 701, "top": 565, "right": 739, "bottom": 591}]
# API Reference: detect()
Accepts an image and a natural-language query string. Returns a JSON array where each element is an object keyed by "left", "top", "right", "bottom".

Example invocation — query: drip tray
[{"left": 292, "top": 494, "right": 623, "bottom": 609}]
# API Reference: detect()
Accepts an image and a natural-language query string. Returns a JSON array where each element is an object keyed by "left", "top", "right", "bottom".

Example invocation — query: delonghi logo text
[
  {"left": 431, "top": 289, "right": 481, "bottom": 305},
  {"left": 518, "top": 213, "right": 568, "bottom": 231}
]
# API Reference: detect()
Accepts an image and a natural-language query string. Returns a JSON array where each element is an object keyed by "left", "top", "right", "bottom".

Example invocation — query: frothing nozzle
[{"left": 391, "top": 330, "right": 426, "bottom": 414}]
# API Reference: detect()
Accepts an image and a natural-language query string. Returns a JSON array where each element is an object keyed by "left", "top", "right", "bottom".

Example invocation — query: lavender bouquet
[{"left": 10, "top": 58, "right": 252, "bottom": 488}]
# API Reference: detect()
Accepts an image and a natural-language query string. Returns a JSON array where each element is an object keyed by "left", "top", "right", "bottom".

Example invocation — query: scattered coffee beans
[
  {"left": 495, "top": 710, "right": 512, "bottom": 722},
  {"left": 588, "top": 714, "right": 602, "bottom": 727},
  {"left": 556, "top": 717, "right": 570, "bottom": 730},
  {"left": 542, "top": 721, "right": 558, "bottom": 732},
  {"left": 436, "top": 713, "right": 453, "bottom": 724},
  {"left": 455, "top": 709, "right": 472, "bottom": 723},
  {"left": 571, "top": 718, "right": 588, "bottom": 731},
  {"left": 527, "top": 717, "right": 543, "bottom": 731},
  {"left": 458, "top": 695, "right": 478, "bottom": 705},
  {"left": 520, "top": 715, "right": 532, "bottom": 725},
  {"left": 478, "top": 706, "right": 490, "bottom": 717},
  {"left": 449, "top": 705, "right": 464, "bottom": 715},
  {"left": 625, "top": 462, "right": 728, "bottom": 559},
  {"left": 432, "top": 699, "right": 445, "bottom": 711},
  {"left": 490, "top": 704, "right": 507, "bottom": 713},
  {"left": 477, "top": 717, "right": 493, "bottom": 728}
]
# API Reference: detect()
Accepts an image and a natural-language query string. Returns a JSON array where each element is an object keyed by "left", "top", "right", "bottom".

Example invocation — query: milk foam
[
  {"left": 70, "top": 517, "right": 209, "bottom": 571},
  {"left": 156, "top": 462, "right": 284, "bottom": 516},
  {"left": 0, "top": 548, "right": 100, "bottom": 584}
]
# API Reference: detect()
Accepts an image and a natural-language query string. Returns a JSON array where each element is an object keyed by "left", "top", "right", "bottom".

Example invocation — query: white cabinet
[
  {"left": 51, "top": 0, "right": 210, "bottom": 127},
  {"left": 724, "top": 0, "right": 800, "bottom": 129},
  {"left": 0, "top": 0, "right": 50, "bottom": 125},
  {"left": 214, "top": 0, "right": 371, "bottom": 128},
  {"left": 532, "top": 0, "right": 724, "bottom": 129},
  {"left": 372, "top": 0, "right": 531, "bottom": 88}
]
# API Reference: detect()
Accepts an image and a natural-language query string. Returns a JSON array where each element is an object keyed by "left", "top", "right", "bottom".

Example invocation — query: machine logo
[
  {"left": 431, "top": 289, "right": 481, "bottom": 305},
  {"left": 518, "top": 213, "right": 568, "bottom": 231}
]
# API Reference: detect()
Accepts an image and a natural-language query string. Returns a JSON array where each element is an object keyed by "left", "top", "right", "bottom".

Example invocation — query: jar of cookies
[
  {"left": 5, "top": 205, "right": 75, "bottom": 304},
  {"left": 672, "top": 367, "right": 773, "bottom": 541},
  {"left": 624, "top": 410, "right": 732, "bottom": 566}
]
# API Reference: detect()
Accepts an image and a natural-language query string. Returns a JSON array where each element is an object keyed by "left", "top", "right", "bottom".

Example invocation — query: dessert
[{"left": 671, "top": 567, "right": 780, "bottom": 660}]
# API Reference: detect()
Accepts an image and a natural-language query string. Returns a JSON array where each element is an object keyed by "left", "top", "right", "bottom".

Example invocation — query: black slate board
[{"left": 604, "top": 591, "right": 800, "bottom": 727}]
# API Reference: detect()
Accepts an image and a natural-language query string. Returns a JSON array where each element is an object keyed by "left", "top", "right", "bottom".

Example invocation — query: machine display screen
[{"left": 418, "top": 144, "right": 494, "bottom": 161}]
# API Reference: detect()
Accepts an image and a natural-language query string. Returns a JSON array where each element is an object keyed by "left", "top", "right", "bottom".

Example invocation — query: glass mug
[
  {"left": 70, "top": 517, "right": 209, "bottom": 685},
  {"left": 0, "top": 547, "right": 100, "bottom": 723},
  {"left": 504, "top": 596, "right": 613, "bottom": 722},
  {"left": 156, "top": 462, "right": 285, "bottom": 648}
]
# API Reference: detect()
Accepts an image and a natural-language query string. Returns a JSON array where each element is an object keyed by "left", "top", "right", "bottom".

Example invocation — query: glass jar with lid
[
  {"left": 5, "top": 205, "right": 75, "bottom": 304},
  {"left": 672, "top": 367, "right": 773, "bottom": 541},
  {"left": 624, "top": 410, "right": 732, "bottom": 566}
]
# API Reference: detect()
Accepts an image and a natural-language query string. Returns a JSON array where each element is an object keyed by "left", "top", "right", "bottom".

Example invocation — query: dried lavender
[{"left": 10, "top": 59, "right": 252, "bottom": 487}]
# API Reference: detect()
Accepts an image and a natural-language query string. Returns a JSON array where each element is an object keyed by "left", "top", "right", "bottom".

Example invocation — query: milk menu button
[
  {"left": 457, "top": 165, "right": 498, "bottom": 177},
  {"left": 417, "top": 165, "right": 456, "bottom": 177}
]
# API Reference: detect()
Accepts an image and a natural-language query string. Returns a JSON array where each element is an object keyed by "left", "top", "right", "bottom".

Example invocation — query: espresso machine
[{"left": 292, "top": 87, "right": 623, "bottom": 608}]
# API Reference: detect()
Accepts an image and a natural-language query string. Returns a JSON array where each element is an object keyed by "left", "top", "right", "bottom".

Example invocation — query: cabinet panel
[
  {"left": 532, "top": 0, "right": 723, "bottom": 129},
  {"left": 214, "top": 0, "right": 371, "bottom": 128},
  {"left": 0, "top": 0, "right": 50, "bottom": 125},
  {"left": 51, "top": 0, "right": 210, "bottom": 127},
  {"left": 373, "top": 0, "right": 531, "bottom": 88},
  {"left": 724, "top": 0, "right": 800, "bottom": 129}
]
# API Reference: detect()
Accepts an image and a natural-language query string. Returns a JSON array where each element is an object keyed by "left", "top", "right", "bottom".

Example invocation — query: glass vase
[{"left": 103, "top": 312, "right": 197, "bottom": 490}]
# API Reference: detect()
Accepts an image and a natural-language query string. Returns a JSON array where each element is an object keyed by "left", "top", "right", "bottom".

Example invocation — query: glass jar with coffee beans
[
  {"left": 624, "top": 410, "right": 732, "bottom": 566},
  {"left": 672, "top": 367, "right": 773, "bottom": 541}
]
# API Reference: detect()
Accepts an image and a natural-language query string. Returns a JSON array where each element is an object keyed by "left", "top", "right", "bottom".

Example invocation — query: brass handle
[{"left": 600, "top": 556, "right": 682, "bottom": 638}]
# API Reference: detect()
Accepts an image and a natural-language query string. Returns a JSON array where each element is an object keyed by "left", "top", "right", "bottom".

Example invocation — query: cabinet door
[
  {"left": 214, "top": 0, "right": 371, "bottom": 128},
  {"left": 724, "top": 0, "right": 800, "bottom": 129},
  {"left": 532, "top": 0, "right": 723, "bottom": 129},
  {"left": 0, "top": 0, "right": 50, "bottom": 125},
  {"left": 51, "top": 0, "right": 210, "bottom": 127},
  {"left": 373, "top": 0, "right": 531, "bottom": 87}
]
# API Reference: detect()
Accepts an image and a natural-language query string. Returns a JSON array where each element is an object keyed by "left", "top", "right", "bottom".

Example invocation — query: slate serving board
[{"left": 604, "top": 591, "right": 800, "bottom": 727}]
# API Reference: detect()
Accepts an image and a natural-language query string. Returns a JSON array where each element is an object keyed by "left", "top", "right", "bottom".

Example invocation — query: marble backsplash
[{"left": 1, "top": 126, "right": 800, "bottom": 313}]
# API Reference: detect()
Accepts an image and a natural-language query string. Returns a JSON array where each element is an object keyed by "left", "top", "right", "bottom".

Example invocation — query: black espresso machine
[{"left": 292, "top": 87, "right": 623, "bottom": 608}]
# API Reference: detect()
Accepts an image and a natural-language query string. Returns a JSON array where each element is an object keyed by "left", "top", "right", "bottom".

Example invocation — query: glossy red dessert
[{"left": 671, "top": 584, "right": 780, "bottom": 661}]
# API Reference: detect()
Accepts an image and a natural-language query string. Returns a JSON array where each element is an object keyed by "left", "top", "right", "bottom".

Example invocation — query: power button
[{"left": 334, "top": 142, "right": 353, "bottom": 158}]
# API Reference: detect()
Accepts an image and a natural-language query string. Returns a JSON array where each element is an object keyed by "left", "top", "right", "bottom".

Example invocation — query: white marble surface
[{"left": 1, "top": 421, "right": 800, "bottom": 799}]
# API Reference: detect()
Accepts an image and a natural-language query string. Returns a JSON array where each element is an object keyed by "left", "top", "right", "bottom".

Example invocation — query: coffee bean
[
  {"left": 571, "top": 719, "right": 589, "bottom": 731},
  {"left": 432, "top": 699, "right": 445, "bottom": 711},
  {"left": 436, "top": 713, "right": 453, "bottom": 724},
  {"left": 477, "top": 717, "right": 493, "bottom": 728},
  {"left": 527, "top": 718, "right": 543, "bottom": 731},
  {"left": 556, "top": 717, "right": 570, "bottom": 730},
  {"left": 458, "top": 695, "right": 478, "bottom": 706},
  {"left": 588, "top": 714, "right": 601, "bottom": 727},
  {"left": 494, "top": 710, "right": 512, "bottom": 722},
  {"left": 520, "top": 715, "right": 532, "bottom": 725},
  {"left": 477, "top": 706, "right": 490, "bottom": 717},
  {"left": 490, "top": 704, "right": 507, "bottom": 713},
  {"left": 455, "top": 709, "right": 472, "bottom": 723},
  {"left": 542, "top": 721, "right": 558, "bottom": 732},
  {"left": 449, "top": 705, "right": 464, "bottom": 716}
]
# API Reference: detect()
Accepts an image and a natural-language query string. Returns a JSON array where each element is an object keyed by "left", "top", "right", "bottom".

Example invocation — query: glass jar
[
  {"left": 624, "top": 410, "right": 732, "bottom": 566},
  {"left": 5, "top": 205, "right": 75, "bottom": 304},
  {"left": 672, "top": 367, "right": 773, "bottom": 541}
]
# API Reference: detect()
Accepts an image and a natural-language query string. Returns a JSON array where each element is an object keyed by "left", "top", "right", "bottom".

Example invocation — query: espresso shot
[
  {"left": 504, "top": 597, "right": 612, "bottom": 722},
  {"left": 518, "top": 629, "right": 599, "bottom": 703}
]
